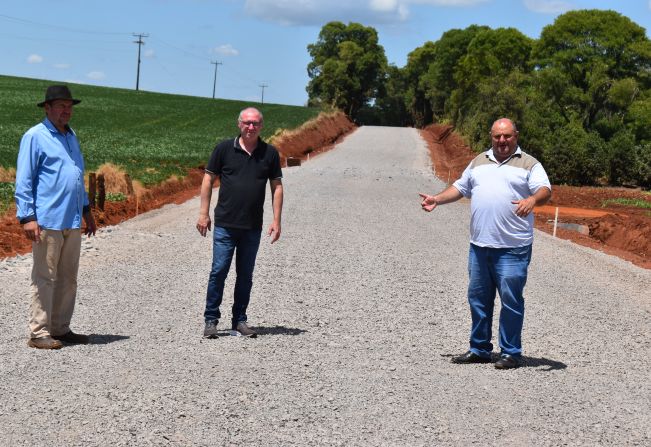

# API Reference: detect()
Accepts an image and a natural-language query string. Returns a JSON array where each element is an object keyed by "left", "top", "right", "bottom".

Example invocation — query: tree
[
  {"left": 402, "top": 26, "right": 488, "bottom": 126},
  {"left": 402, "top": 41, "right": 437, "bottom": 127},
  {"left": 423, "top": 26, "right": 489, "bottom": 120},
  {"left": 542, "top": 122, "right": 609, "bottom": 185},
  {"left": 359, "top": 64, "right": 409, "bottom": 126},
  {"left": 448, "top": 28, "right": 533, "bottom": 133},
  {"left": 307, "top": 22, "right": 388, "bottom": 120},
  {"left": 531, "top": 10, "right": 651, "bottom": 133}
]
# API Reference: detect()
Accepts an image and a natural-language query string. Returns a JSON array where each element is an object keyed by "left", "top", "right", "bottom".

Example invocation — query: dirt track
[{"left": 1, "top": 126, "right": 649, "bottom": 446}]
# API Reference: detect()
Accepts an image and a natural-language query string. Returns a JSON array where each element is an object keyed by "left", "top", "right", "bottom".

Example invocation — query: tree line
[{"left": 305, "top": 10, "right": 651, "bottom": 188}]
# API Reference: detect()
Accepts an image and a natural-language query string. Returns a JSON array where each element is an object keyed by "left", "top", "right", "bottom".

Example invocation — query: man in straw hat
[{"left": 15, "top": 85, "right": 96, "bottom": 349}]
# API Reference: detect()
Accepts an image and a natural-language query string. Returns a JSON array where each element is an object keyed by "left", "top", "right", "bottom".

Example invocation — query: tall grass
[{"left": 0, "top": 75, "right": 319, "bottom": 186}]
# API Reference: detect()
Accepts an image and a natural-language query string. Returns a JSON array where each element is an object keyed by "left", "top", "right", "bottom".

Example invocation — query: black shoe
[
  {"left": 451, "top": 351, "right": 491, "bottom": 364},
  {"left": 203, "top": 320, "right": 219, "bottom": 338},
  {"left": 495, "top": 354, "right": 520, "bottom": 369},
  {"left": 52, "top": 331, "right": 89, "bottom": 344}
]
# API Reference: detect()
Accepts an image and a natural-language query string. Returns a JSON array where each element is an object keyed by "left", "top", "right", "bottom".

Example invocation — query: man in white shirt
[{"left": 419, "top": 118, "right": 551, "bottom": 369}]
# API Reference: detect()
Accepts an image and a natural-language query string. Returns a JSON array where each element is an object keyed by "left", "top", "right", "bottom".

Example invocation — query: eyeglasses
[
  {"left": 240, "top": 120, "right": 262, "bottom": 127},
  {"left": 491, "top": 133, "right": 516, "bottom": 140}
]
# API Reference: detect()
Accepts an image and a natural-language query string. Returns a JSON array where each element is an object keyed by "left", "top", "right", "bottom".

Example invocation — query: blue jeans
[
  {"left": 467, "top": 243, "right": 532, "bottom": 358},
  {"left": 204, "top": 226, "right": 261, "bottom": 329}
]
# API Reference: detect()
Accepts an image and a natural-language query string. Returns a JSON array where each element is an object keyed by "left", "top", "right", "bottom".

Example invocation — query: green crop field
[{"left": 0, "top": 75, "right": 319, "bottom": 188}]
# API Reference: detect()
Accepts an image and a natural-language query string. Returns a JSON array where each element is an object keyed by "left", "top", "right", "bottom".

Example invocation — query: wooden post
[
  {"left": 124, "top": 173, "right": 134, "bottom": 196},
  {"left": 88, "top": 173, "right": 96, "bottom": 208},
  {"left": 553, "top": 207, "right": 559, "bottom": 237},
  {"left": 97, "top": 174, "right": 106, "bottom": 211}
]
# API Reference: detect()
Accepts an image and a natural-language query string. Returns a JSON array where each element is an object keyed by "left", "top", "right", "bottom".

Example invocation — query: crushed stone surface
[{"left": 1, "top": 126, "right": 649, "bottom": 446}]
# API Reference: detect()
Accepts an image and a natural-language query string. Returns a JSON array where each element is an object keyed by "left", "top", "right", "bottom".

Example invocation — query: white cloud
[
  {"left": 144, "top": 49, "right": 156, "bottom": 58},
  {"left": 523, "top": 0, "right": 574, "bottom": 14},
  {"left": 53, "top": 63, "right": 70, "bottom": 69},
  {"left": 242, "top": 0, "right": 487, "bottom": 26},
  {"left": 87, "top": 71, "right": 106, "bottom": 80},
  {"left": 212, "top": 44, "right": 239, "bottom": 56},
  {"left": 27, "top": 54, "right": 43, "bottom": 64}
]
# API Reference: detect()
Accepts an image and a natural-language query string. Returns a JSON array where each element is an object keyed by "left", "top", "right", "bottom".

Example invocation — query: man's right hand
[
  {"left": 196, "top": 214, "right": 211, "bottom": 237},
  {"left": 23, "top": 221, "right": 41, "bottom": 243},
  {"left": 419, "top": 193, "right": 438, "bottom": 212}
]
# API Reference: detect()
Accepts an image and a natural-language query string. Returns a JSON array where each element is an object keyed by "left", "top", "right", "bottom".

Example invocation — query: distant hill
[{"left": 0, "top": 75, "right": 319, "bottom": 186}]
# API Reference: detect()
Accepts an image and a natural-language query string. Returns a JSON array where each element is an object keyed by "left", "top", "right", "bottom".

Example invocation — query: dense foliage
[
  {"left": 306, "top": 22, "right": 388, "bottom": 120},
  {"left": 307, "top": 10, "right": 651, "bottom": 187},
  {"left": 0, "top": 76, "right": 319, "bottom": 186}
]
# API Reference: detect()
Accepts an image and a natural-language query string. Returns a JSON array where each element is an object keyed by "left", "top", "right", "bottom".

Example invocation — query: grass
[
  {"left": 106, "top": 192, "right": 127, "bottom": 202},
  {"left": 0, "top": 182, "right": 14, "bottom": 215},
  {"left": 601, "top": 198, "right": 651, "bottom": 209},
  {"left": 0, "top": 75, "right": 320, "bottom": 215},
  {"left": 0, "top": 75, "right": 319, "bottom": 186}
]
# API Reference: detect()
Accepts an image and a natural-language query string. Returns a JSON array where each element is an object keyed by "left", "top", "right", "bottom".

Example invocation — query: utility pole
[
  {"left": 259, "top": 83, "right": 268, "bottom": 105},
  {"left": 133, "top": 33, "right": 149, "bottom": 91},
  {"left": 211, "top": 61, "right": 222, "bottom": 99}
]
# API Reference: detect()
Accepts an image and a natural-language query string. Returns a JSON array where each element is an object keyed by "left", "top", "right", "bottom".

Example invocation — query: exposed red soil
[
  {"left": 273, "top": 111, "right": 356, "bottom": 164},
  {"left": 0, "top": 112, "right": 356, "bottom": 259},
  {"left": 420, "top": 124, "right": 651, "bottom": 270}
]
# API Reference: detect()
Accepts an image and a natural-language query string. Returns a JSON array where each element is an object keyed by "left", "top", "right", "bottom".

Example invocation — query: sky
[{"left": 1, "top": 0, "right": 649, "bottom": 106}]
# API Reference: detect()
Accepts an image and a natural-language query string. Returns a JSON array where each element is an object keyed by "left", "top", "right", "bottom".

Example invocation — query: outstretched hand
[{"left": 419, "top": 193, "right": 438, "bottom": 212}]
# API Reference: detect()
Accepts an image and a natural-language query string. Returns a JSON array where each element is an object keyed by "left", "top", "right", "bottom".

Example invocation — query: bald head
[
  {"left": 490, "top": 118, "right": 519, "bottom": 162},
  {"left": 491, "top": 118, "right": 517, "bottom": 134}
]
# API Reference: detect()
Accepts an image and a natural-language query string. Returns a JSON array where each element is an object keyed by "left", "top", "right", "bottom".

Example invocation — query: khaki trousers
[{"left": 29, "top": 228, "right": 82, "bottom": 339}]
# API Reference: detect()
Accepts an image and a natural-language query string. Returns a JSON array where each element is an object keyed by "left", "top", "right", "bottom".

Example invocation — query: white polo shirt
[{"left": 452, "top": 147, "right": 551, "bottom": 248}]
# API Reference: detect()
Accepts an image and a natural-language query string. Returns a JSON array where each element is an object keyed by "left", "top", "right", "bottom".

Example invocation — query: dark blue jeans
[
  {"left": 467, "top": 243, "right": 532, "bottom": 358},
  {"left": 204, "top": 226, "right": 261, "bottom": 329}
]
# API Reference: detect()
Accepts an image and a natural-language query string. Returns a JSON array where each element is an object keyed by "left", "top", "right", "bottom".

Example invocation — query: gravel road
[{"left": 1, "top": 126, "right": 649, "bottom": 446}]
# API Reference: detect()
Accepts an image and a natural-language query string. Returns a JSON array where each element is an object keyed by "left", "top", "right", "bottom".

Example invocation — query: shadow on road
[
  {"left": 254, "top": 325, "right": 307, "bottom": 336},
  {"left": 521, "top": 356, "right": 567, "bottom": 371},
  {"left": 89, "top": 334, "right": 131, "bottom": 345},
  {"left": 440, "top": 352, "right": 567, "bottom": 371}
]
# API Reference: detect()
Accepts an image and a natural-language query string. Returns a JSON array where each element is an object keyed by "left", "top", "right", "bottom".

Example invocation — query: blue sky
[{"left": 1, "top": 0, "right": 649, "bottom": 106}]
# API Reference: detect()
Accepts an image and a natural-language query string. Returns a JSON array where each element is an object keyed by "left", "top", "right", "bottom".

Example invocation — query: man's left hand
[
  {"left": 267, "top": 221, "right": 281, "bottom": 244},
  {"left": 512, "top": 196, "right": 537, "bottom": 217},
  {"left": 83, "top": 211, "right": 97, "bottom": 237}
]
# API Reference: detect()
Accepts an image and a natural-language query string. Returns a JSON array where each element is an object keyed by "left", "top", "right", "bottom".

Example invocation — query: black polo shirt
[{"left": 206, "top": 137, "right": 282, "bottom": 230}]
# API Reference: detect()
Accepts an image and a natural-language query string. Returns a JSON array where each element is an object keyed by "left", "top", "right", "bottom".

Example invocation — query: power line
[
  {"left": 133, "top": 33, "right": 149, "bottom": 91},
  {"left": 150, "top": 36, "right": 207, "bottom": 61},
  {"left": 0, "top": 13, "right": 130, "bottom": 35},
  {"left": 211, "top": 61, "right": 223, "bottom": 99}
]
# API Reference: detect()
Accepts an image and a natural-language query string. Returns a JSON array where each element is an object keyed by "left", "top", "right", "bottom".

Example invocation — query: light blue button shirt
[{"left": 15, "top": 118, "right": 89, "bottom": 230}]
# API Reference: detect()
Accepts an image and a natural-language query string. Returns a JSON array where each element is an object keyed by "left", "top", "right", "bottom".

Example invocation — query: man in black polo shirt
[{"left": 196, "top": 107, "right": 283, "bottom": 338}]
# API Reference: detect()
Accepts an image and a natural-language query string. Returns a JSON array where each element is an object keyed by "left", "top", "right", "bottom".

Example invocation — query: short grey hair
[{"left": 238, "top": 107, "right": 263, "bottom": 123}]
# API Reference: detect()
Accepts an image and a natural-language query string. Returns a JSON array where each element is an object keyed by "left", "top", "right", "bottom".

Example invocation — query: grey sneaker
[
  {"left": 203, "top": 320, "right": 219, "bottom": 338},
  {"left": 230, "top": 322, "right": 257, "bottom": 338}
]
